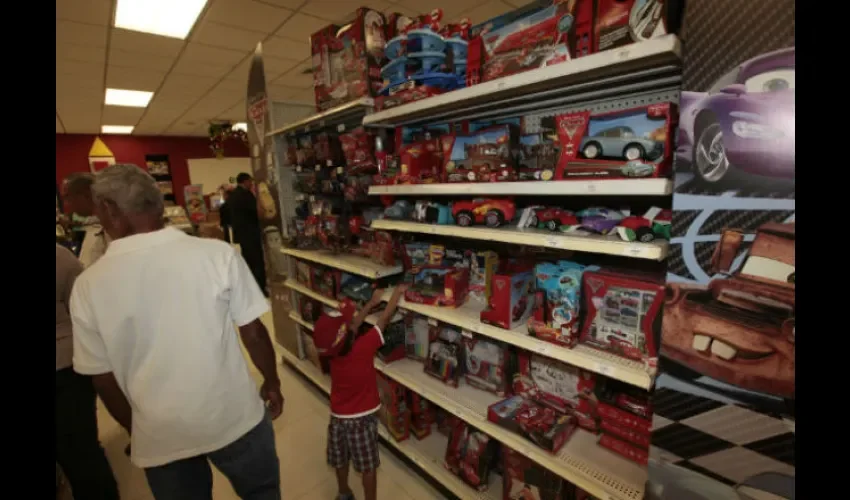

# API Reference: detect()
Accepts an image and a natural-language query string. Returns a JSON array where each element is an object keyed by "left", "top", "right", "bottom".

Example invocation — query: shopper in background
[
  {"left": 63, "top": 173, "right": 111, "bottom": 268},
  {"left": 219, "top": 186, "right": 233, "bottom": 243},
  {"left": 56, "top": 243, "right": 121, "bottom": 500},
  {"left": 228, "top": 172, "right": 268, "bottom": 296},
  {"left": 314, "top": 285, "right": 407, "bottom": 500},
  {"left": 70, "top": 164, "right": 284, "bottom": 500}
]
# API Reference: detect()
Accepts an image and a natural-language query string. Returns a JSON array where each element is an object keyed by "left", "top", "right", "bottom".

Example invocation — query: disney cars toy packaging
[
  {"left": 297, "top": 295, "right": 323, "bottom": 323},
  {"left": 444, "top": 420, "right": 500, "bottom": 492},
  {"left": 405, "top": 265, "right": 470, "bottom": 307},
  {"left": 311, "top": 266, "right": 341, "bottom": 300},
  {"left": 404, "top": 312, "right": 431, "bottom": 361},
  {"left": 591, "top": 378, "right": 652, "bottom": 465},
  {"left": 425, "top": 323, "right": 465, "bottom": 387},
  {"left": 453, "top": 198, "right": 517, "bottom": 228},
  {"left": 528, "top": 260, "right": 589, "bottom": 347},
  {"left": 377, "top": 372, "right": 410, "bottom": 442},
  {"left": 311, "top": 8, "right": 387, "bottom": 111},
  {"left": 443, "top": 126, "right": 517, "bottom": 183},
  {"left": 512, "top": 352, "right": 595, "bottom": 415},
  {"left": 593, "top": 0, "right": 683, "bottom": 53},
  {"left": 295, "top": 261, "right": 312, "bottom": 287},
  {"left": 393, "top": 138, "right": 443, "bottom": 184},
  {"left": 579, "top": 269, "right": 664, "bottom": 373},
  {"left": 467, "top": 0, "right": 593, "bottom": 86},
  {"left": 469, "top": 250, "right": 499, "bottom": 303},
  {"left": 503, "top": 446, "right": 567, "bottom": 500},
  {"left": 487, "top": 395, "right": 577, "bottom": 453},
  {"left": 377, "top": 313, "right": 407, "bottom": 363},
  {"left": 339, "top": 127, "right": 378, "bottom": 175},
  {"left": 339, "top": 272, "right": 374, "bottom": 305},
  {"left": 480, "top": 269, "right": 535, "bottom": 330},
  {"left": 463, "top": 334, "right": 511, "bottom": 396},
  {"left": 554, "top": 103, "right": 677, "bottom": 180},
  {"left": 407, "top": 391, "right": 435, "bottom": 439}
]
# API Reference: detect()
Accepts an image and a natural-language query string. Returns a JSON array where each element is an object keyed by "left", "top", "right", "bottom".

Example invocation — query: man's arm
[
  {"left": 92, "top": 373, "right": 132, "bottom": 432},
  {"left": 238, "top": 319, "right": 280, "bottom": 390}
]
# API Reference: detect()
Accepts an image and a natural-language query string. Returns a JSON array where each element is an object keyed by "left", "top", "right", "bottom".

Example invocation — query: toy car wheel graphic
[
  {"left": 694, "top": 122, "right": 732, "bottom": 183},
  {"left": 529, "top": 215, "right": 539, "bottom": 228},
  {"left": 635, "top": 227, "right": 655, "bottom": 242},
  {"left": 623, "top": 143, "right": 646, "bottom": 161},
  {"left": 467, "top": 171, "right": 477, "bottom": 181},
  {"left": 545, "top": 220, "right": 558, "bottom": 231},
  {"left": 582, "top": 141, "right": 601, "bottom": 159},
  {"left": 540, "top": 169, "right": 554, "bottom": 181},
  {"left": 484, "top": 210, "right": 504, "bottom": 227},
  {"left": 456, "top": 210, "right": 474, "bottom": 227}
]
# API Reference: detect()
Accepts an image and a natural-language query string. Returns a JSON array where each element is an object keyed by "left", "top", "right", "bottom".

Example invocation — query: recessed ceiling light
[
  {"left": 105, "top": 88, "right": 154, "bottom": 108},
  {"left": 232, "top": 122, "right": 248, "bottom": 132},
  {"left": 102, "top": 125, "right": 135, "bottom": 134},
  {"left": 114, "top": 0, "right": 208, "bottom": 40}
]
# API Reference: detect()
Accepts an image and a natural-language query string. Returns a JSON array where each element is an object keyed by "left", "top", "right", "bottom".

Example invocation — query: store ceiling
[{"left": 56, "top": 0, "right": 520, "bottom": 136}]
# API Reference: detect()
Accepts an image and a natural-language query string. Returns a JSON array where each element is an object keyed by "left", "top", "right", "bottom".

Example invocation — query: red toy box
[
  {"left": 311, "top": 266, "right": 341, "bottom": 300},
  {"left": 554, "top": 103, "right": 678, "bottom": 180},
  {"left": 310, "top": 8, "right": 387, "bottom": 111},
  {"left": 405, "top": 265, "right": 469, "bottom": 308},
  {"left": 442, "top": 126, "right": 517, "bottom": 183},
  {"left": 593, "top": 0, "right": 682, "bottom": 53},
  {"left": 395, "top": 138, "right": 443, "bottom": 184},
  {"left": 297, "top": 295, "right": 323, "bottom": 323},
  {"left": 424, "top": 323, "right": 465, "bottom": 387},
  {"left": 598, "top": 433, "right": 648, "bottom": 466},
  {"left": 467, "top": 0, "right": 593, "bottom": 86},
  {"left": 444, "top": 420, "right": 500, "bottom": 492},
  {"left": 512, "top": 351, "right": 595, "bottom": 414},
  {"left": 463, "top": 334, "right": 511, "bottom": 396},
  {"left": 376, "top": 372, "right": 410, "bottom": 442},
  {"left": 480, "top": 270, "right": 535, "bottom": 330},
  {"left": 502, "top": 446, "right": 567, "bottom": 500},
  {"left": 407, "top": 391, "right": 435, "bottom": 440},
  {"left": 579, "top": 268, "right": 664, "bottom": 373},
  {"left": 487, "top": 395, "right": 578, "bottom": 454}
]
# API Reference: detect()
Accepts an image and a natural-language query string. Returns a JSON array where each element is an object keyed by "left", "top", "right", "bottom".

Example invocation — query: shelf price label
[
  {"left": 594, "top": 363, "right": 613, "bottom": 376},
  {"left": 622, "top": 245, "right": 647, "bottom": 258},
  {"left": 337, "top": 123, "right": 346, "bottom": 132}
]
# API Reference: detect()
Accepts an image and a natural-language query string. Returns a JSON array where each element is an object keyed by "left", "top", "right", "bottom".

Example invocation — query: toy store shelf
[
  {"left": 374, "top": 358, "right": 646, "bottom": 500},
  {"left": 368, "top": 179, "right": 673, "bottom": 197},
  {"left": 284, "top": 279, "right": 341, "bottom": 308},
  {"left": 281, "top": 347, "right": 501, "bottom": 499},
  {"left": 288, "top": 311, "right": 315, "bottom": 331},
  {"left": 280, "top": 348, "right": 330, "bottom": 394},
  {"left": 370, "top": 220, "right": 668, "bottom": 261},
  {"left": 394, "top": 297, "right": 653, "bottom": 390},
  {"left": 362, "top": 35, "right": 681, "bottom": 127},
  {"left": 378, "top": 426, "right": 503, "bottom": 500},
  {"left": 281, "top": 248, "right": 404, "bottom": 278},
  {"left": 266, "top": 97, "right": 374, "bottom": 137}
]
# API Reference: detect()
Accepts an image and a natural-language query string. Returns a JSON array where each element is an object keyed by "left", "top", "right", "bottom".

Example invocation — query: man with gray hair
[
  {"left": 70, "top": 164, "right": 284, "bottom": 499},
  {"left": 62, "top": 172, "right": 111, "bottom": 268}
]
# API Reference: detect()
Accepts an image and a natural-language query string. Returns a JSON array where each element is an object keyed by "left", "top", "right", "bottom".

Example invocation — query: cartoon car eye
[{"left": 787, "top": 271, "right": 795, "bottom": 284}]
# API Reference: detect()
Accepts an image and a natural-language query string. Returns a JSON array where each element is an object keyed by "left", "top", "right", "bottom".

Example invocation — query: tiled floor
[{"left": 95, "top": 310, "right": 447, "bottom": 500}]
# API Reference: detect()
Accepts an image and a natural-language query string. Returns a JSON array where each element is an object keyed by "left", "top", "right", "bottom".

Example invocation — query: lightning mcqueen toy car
[
  {"left": 452, "top": 198, "right": 516, "bottom": 228},
  {"left": 529, "top": 207, "right": 579, "bottom": 231}
]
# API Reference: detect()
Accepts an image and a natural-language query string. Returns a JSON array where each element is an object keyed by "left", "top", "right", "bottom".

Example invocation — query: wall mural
[{"left": 648, "top": 0, "right": 795, "bottom": 498}]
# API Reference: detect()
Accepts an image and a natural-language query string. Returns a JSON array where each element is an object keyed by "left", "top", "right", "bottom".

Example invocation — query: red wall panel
[{"left": 55, "top": 134, "right": 250, "bottom": 207}]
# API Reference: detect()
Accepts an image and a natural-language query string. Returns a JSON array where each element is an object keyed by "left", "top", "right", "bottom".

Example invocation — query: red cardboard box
[
  {"left": 310, "top": 8, "right": 387, "bottom": 111},
  {"left": 502, "top": 446, "right": 567, "bottom": 500},
  {"left": 593, "top": 0, "right": 682, "bottom": 53},
  {"left": 600, "top": 419, "right": 650, "bottom": 448},
  {"left": 554, "top": 103, "right": 678, "bottom": 180},
  {"left": 512, "top": 351, "right": 595, "bottom": 414},
  {"left": 599, "top": 433, "right": 648, "bottom": 466},
  {"left": 579, "top": 268, "right": 664, "bottom": 373},
  {"left": 405, "top": 266, "right": 469, "bottom": 307},
  {"left": 487, "top": 395, "right": 577, "bottom": 454},
  {"left": 376, "top": 372, "right": 410, "bottom": 442},
  {"left": 480, "top": 271, "right": 535, "bottom": 330}
]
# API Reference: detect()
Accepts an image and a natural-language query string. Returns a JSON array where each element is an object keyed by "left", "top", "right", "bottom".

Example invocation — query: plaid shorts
[{"left": 327, "top": 412, "right": 380, "bottom": 473}]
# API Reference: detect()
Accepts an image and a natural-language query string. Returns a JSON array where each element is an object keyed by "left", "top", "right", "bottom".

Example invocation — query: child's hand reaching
[
  {"left": 367, "top": 288, "right": 386, "bottom": 308},
  {"left": 390, "top": 284, "right": 409, "bottom": 302}
]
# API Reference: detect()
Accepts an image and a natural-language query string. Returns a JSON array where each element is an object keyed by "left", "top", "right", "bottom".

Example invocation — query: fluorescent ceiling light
[
  {"left": 105, "top": 88, "right": 154, "bottom": 108},
  {"left": 102, "top": 125, "right": 134, "bottom": 134},
  {"left": 232, "top": 122, "right": 248, "bottom": 132},
  {"left": 114, "top": 0, "right": 208, "bottom": 40}
]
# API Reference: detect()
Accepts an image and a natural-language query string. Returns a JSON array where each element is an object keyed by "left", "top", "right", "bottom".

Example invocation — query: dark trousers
[
  {"left": 144, "top": 415, "right": 280, "bottom": 500},
  {"left": 237, "top": 236, "right": 267, "bottom": 295},
  {"left": 56, "top": 368, "right": 120, "bottom": 500}
]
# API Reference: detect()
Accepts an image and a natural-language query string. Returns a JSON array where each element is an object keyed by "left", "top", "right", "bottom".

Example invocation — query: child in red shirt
[{"left": 314, "top": 285, "right": 407, "bottom": 500}]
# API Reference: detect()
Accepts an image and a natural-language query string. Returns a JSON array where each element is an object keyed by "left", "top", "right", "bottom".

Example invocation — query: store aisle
[{"left": 94, "top": 309, "right": 448, "bottom": 500}]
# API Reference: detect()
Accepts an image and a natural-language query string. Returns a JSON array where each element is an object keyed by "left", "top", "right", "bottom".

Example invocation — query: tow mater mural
[{"left": 662, "top": 222, "right": 795, "bottom": 399}]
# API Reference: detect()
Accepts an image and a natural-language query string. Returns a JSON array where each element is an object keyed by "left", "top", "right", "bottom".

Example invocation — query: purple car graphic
[{"left": 676, "top": 47, "right": 795, "bottom": 184}]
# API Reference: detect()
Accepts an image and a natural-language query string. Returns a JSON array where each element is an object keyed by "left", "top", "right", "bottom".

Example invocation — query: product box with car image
[
  {"left": 480, "top": 269, "right": 535, "bottom": 330},
  {"left": 404, "top": 265, "right": 469, "bottom": 307},
  {"left": 376, "top": 372, "right": 410, "bottom": 442},
  {"left": 463, "top": 333, "right": 511, "bottom": 396},
  {"left": 502, "top": 446, "right": 567, "bottom": 500},
  {"left": 487, "top": 395, "right": 577, "bottom": 454},
  {"left": 554, "top": 102, "right": 677, "bottom": 180},
  {"left": 593, "top": 0, "right": 683, "bottom": 53},
  {"left": 376, "top": 313, "right": 407, "bottom": 363}
]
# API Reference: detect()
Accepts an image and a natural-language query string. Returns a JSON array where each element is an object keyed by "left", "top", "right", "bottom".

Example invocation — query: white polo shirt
[{"left": 70, "top": 227, "right": 269, "bottom": 468}]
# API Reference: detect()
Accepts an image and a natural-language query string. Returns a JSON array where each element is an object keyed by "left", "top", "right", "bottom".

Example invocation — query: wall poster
[{"left": 648, "top": 1, "right": 795, "bottom": 498}]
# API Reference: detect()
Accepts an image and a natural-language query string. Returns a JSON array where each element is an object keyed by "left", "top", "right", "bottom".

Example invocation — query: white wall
[{"left": 187, "top": 157, "right": 251, "bottom": 194}]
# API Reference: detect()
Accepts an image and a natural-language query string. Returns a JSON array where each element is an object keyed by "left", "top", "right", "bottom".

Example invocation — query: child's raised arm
[
  {"left": 373, "top": 285, "right": 408, "bottom": 333},
  {"left": 349, "top": 288, "right": 386, "bottom": 334}
]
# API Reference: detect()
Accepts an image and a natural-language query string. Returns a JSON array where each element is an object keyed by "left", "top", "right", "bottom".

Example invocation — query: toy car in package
[
  {"left": 503, "top": 446, "right": 567, "bottom": 500},
  {"left": 444, "top": 420, "right": 500, "bottom": 492},
  {"left": 407, "top": 391, "right": 435, "bottom": 440},
  {"left": 512, "top": 351, "right": 594, "bottom": 414},
  {"left": 424, "top": 323, "right": 465, "bottom": 387},
  {"left": 463, "top": 334, "right": 510, "bottom": 396},
  {"left": 404, "top": 265, "right": 469, "bottom": 307},
  {"left": 339, "top": 273, "right": 374, "bottom": 305},
  {"left": 376, "top": 312, "right": 407, "bottom": 363},
  {"left": 404, "top": 312, "right": 430, "bottom": 361},
  {"left": 528, "top": 260, "right": 589, "bottom": 347},
  {"left": 487, "top": 395, "right": 577, "bottom": 454}
]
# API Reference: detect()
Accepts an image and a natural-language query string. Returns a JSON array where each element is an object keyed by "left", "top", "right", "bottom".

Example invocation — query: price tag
[
  {"left": 495, "top": 81, "right": 509, "bottom": 91},
  {"left": 461, "top": 329, "right": 474, "bottom": 339},
  {"left": 623, "top": 245, "right": 646, "bottom": 258},
  {"left": 327, "top": 160, "right": 334, "bottom": 167},
  {"left": 534, "top": 343, "right": 550, "bottom": 355},
  {"left": 336, "top": 166, "right": 344, "bottom": 174},
  {"left": 594, "top": 363, "right": 613, "bottom": 376},
  {"left": 337, "top": 123, "right": 346, "bottom": 132},
  {"left": 314, "top": 165, "right": 321, "bottom": 172},
  {"left": 427, "top": 318, "right": 439, "bottom": 327},
  {"left": 617, "top": 48, "right": 630, "bottom": 60},
  {"left": 585, "top": 182, "right": 597, "bottom": 193},
  {"left": 544, "top": 237, "right": 561, "bottom": 248},
  {"left": 296, "top": 165, "right": 303, "bottom": 172}
]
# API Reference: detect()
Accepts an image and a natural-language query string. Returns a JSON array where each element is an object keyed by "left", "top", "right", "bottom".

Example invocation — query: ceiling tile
[
  {"left": 263, "top": 57, "right": 301, "bottom": 80},
  {"left": 458, "top": 0, "right": 512, "bottom": 25},
  {"left": 56, "top": 71, "right": 104, "bottom": 89},
  {"left": 132, "top": 122, "right": 168, "bottom": 135},
  {"left": 225, "top": 59, "right": 252, "bottom": 82},
  {"left": 56, "top": 114, "right": 66, "bottom": 133},
  {"left": 56, "top": 43, "right": 107, "bottom": 65},
  {"left": 101, "top": 106, "right": 146, "bottom": 125},
  {"left": 105, "top": 66, "right": 167, "bottom": 91},
  {"left": 301, "top": 1, "right": 392, "bottom": 22},
  {"left": 108, "top": 48, "right": 175, "bottom": 72},
  {"left": 217, "top": 101, "right": 247, "bottom": 120},
  {"left": 157, "top": 74, "right": 221, "bottom": 97},
  {"left": 192, "top": 20, "right": 267, "bottom": 52},
  {"left": 57, "top": 20, "right": 108, "bottom": 47},
  {"left": 255, "top": 0, "right": 303, "bottom": 8},
  {"left": 274, "top": 13, "right": 330, "bottom": 43},
  {"left": 109, "top": 28, "right": 184, "bottom": 58},
  {"left": 171, "top": 59, "right": 235, "bottom": 78},
  {"left": 56, "top": 82, "right": 103, "bottom": 103},
  {"left": 273, "top": 61, "right": 314, "bottom": 88},
  {"left": 135, "top": 104, "right": 191, "bottom": 129},
  {"left": 55, "top": 0, "right": 111, "bottom": 26},
  {"left": 180, "top": 43, "right": 248, "bottom": 66},
  {"left": 204, "top": 0, "right": 293, "bottom": 33},
  {"left": 268, "top": 84, "right": 304, "bottom": 100},
  {"left": 285, "top": 88, "right": 314, "bottom": 105},
  {"left": 262, "top": 36, "right": 309, "bottom": 60}
]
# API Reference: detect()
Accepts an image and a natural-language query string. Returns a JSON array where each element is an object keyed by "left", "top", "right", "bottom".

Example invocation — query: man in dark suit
[{"left": 228, "top": 173, "right": 267, "bottom": 296}]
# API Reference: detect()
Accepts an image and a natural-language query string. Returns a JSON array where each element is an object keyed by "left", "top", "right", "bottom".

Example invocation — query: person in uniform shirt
[
  {"left": 70, "top": 164, "right": 284, "bottom": 499},
  {"left": 314, "top": 285, "right": 407, "bottom": 500}
]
